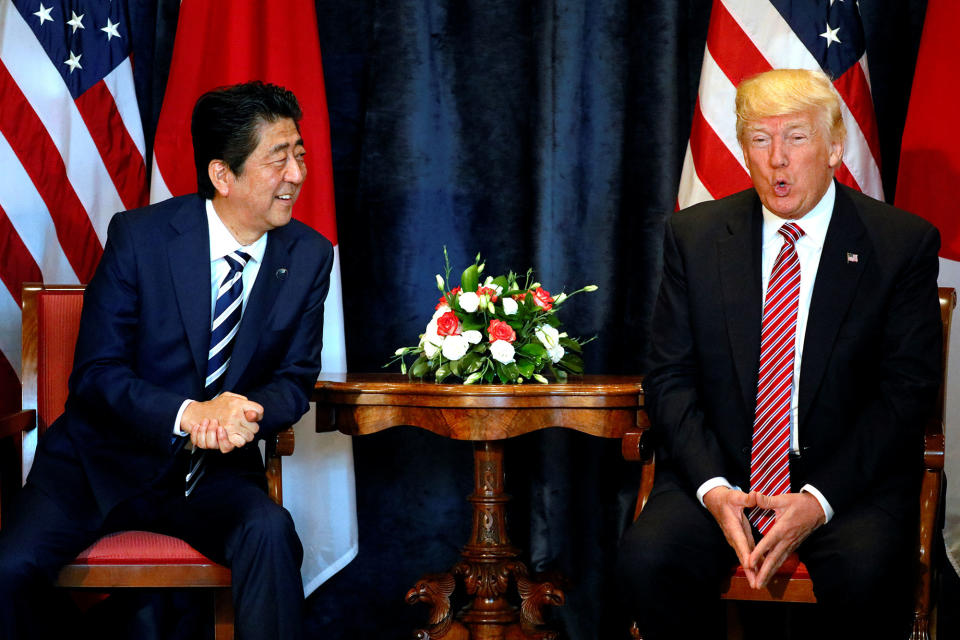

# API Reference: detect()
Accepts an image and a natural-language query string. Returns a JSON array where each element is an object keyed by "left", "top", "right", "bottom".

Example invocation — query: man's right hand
[
  {"left": 180, "top": 392, "right": 263, "bottom": 453},
  {"left": 703, "top": 486, "right": 758, "bottom": 583}
]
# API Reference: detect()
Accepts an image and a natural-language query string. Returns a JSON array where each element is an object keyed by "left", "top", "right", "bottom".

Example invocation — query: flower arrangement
[{"left": 389, "top": 249, "right": 597, "bottom": 384}]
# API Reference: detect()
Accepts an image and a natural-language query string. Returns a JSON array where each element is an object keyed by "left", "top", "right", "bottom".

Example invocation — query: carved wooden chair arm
[
  {"left": 622, "top": 427, "right": 655, "bottom": 521},
  {"left": 264, "top": 426, "right": 295, "bottom": 506}
]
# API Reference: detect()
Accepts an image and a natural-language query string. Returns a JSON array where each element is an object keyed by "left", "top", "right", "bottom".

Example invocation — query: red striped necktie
[{"left": 748, "top": 222, "right": 804, "bottom": 534}]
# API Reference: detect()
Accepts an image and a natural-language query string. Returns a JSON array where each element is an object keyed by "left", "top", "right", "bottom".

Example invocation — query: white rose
[
  {"left": 535, "top": 324, "right": 565, "bottom": 363},
  {"left": 421, "top": 319, "right": 442, "bottom": 358},
  {"left": 433, "top": 303, "right": 451, "bottom": 319},
  {"left": 458, "top": 291, "right": 480, "bottom": 313},
  {"left": 489, "top": 340, "right": 516, "bottom": 364},
  {"left": 441, "top": 334, "right": 470, "bottom": 361},
  {"left": 501, "top": 297, "right": 518, "bottom": 315},
  {"left": 462, "top": 330, "right": 482, "bottom": 344}
]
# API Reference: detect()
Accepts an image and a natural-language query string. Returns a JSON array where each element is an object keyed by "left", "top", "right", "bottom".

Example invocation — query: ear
[
  {"left": 828, "top": 139, "right": 844, "bottom": 169},
  {"left": 208, "top": 159, "right": 232, "bottom": 197}
]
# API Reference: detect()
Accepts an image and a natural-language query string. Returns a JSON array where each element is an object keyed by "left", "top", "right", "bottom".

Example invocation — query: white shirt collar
[
  {"left": 205, "top": 199, "right": 267, "bottom": 264},
  {"left": 761, "top": 179, "right": 835, "bottom": 248}
]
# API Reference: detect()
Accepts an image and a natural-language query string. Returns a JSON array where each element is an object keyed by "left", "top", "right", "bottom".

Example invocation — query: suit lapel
[
  {"left": 717, "top": 197, "right": 764, "bottom": 421},
  {"left": 798, "top": 184, "right": 869, "bottom": 428},
  {"left": 168, "top": 197, "right": 211, "bottom": 382},
  {"left": 221, "top": 228, "right": 292, "bottom": 391}
]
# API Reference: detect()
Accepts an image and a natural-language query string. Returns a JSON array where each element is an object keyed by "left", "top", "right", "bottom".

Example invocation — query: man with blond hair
[{"left": 617, "top": 69, "right": 941, "bottom": 638}]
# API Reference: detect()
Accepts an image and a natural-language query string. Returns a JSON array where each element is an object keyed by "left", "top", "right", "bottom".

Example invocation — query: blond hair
[{"left": 735, "top": 69, "right": 846, "bottom": 145}]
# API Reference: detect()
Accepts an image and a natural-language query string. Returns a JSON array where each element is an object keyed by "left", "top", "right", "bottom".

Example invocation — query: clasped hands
[
  {"left": 179, "top": 391, "right": 263, "bottom": 453},
  {"left": 703, "top": 486, "right": 825, "bottom": 590}
]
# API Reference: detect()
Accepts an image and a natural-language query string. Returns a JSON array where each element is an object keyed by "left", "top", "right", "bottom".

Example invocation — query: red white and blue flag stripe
[{"left": 0, "top": 0, "right": 147, "bottom": 413}]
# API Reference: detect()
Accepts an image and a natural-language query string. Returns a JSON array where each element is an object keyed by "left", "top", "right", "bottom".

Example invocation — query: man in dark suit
[
  {"left": 617, "top": 69, "right": 941, "bottom": 639},
  {"left": 0, "top": 82, "right": 332, "bottom": 639}
]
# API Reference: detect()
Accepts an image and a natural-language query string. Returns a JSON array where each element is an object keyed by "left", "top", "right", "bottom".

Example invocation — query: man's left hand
[{"left": 745, "top": 491, "right": 826, "bottom": 588}]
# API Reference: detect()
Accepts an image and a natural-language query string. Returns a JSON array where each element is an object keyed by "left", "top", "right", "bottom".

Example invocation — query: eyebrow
[{"left": 269, "top": 139, "right": 305, "bottom": 154}]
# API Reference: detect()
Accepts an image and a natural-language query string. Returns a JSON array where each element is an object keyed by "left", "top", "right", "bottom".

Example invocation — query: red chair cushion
[
  {"left": 731, "top": 553, "right": 810, "bottom": 580},
  {"left": 71, "top": 531, "right": 219, "bottom": 566}
]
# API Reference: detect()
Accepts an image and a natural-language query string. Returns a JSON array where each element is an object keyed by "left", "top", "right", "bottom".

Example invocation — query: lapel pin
[
  {"left": 846, "top": 252, "right": 859, "bottom": 264},
  {"left": 275, "top": 268, "right": 288, "bottom": 281}
]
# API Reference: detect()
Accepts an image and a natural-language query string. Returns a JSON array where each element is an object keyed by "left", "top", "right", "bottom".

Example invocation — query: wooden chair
[
  {"left": 0, "top": 283, "right": 295, "bottom": 640},
  {"left": 623, "top": 286, "right": 956, "bottom": 640}
]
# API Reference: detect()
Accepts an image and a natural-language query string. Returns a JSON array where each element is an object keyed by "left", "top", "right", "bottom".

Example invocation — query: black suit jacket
[
  {"left": 29, "top": 194, "right": 334, "bottom": 517},
  {"left": 645, "top": 182, "right": 941, "bottom": 520}
]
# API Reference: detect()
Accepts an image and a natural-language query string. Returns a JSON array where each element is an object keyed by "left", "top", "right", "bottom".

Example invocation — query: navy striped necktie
[{"left": 186, "top": 250, "right": 251, "bottom": 497}]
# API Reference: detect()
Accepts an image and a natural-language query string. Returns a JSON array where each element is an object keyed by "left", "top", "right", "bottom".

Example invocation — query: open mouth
[{"left": 773, "top": 179, "right": 790, "bottom": 196}]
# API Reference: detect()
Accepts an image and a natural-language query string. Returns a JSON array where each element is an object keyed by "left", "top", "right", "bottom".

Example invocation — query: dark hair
[{"left": 191, "top": 81, "right": 303, "bottom": 199}]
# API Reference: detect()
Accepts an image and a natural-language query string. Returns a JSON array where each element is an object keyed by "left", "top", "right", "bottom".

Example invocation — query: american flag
[
  {"left": 0, "top": 0, "right": 147, "bottom": 413},
  {"left": 677, "top": 0, "right": 883, "bottom": 209}
]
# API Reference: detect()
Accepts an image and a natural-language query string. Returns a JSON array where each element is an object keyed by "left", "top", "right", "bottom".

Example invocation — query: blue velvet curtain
[{"left": 118, "top": 0, "right": 927, "bottom": 638}]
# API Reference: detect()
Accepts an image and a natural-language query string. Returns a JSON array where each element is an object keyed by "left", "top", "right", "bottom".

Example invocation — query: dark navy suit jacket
[
  {"left": 645, "top": 182, "right": 942, "bottom": 521},
  {"left": 29, "top": 194, "right": 333, "bottom": 517}
]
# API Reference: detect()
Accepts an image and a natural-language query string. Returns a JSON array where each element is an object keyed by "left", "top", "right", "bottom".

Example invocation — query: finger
[
  {"left": 738, "top": 513, "right": 755, "bottom": 554},
  {"left": 742, "top": 491, "right": 757, "bottom": 508},
  {"left": 191, "top": 424, "right": 204, "bottom": 447},
  {"left": 205, "top": 424, "right": 219, "bottom": 449},
  {"left": 240, "top": 418, "right": 260, "bottom": 436},
  {"left": 756, "top": 542, "right": 791, "bottom": 588},
  {"left": 244, "top": 402, "right": 265, "bottom": 421},
  {"left": 217, "top": 426, "right": 235, "bottom": 453},
  {"left": 754, "top": 491, "right": 783, "bottom": 511},
  {"left": 228, "top": 430, "right": 247, "bottom": 449},
  {"left": 725, "top": 518, "right": 754, "bottom": 568},
  {"left": 244, "top": 408, "right": 262, "bottom": 423}
]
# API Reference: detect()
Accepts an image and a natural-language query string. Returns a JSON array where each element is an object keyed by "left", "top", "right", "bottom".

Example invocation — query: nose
[
  {"left": 283, "top": 156, "right": 306, "bottom": 184},
  {"left": 769, "top": 137, "right": 788, "bottom": 168}
]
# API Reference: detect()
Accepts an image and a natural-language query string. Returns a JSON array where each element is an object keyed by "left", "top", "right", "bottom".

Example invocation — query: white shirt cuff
[
  {"left": 174, "top": 399, "right": 194, "bottom": 437},
  {"left": 696, "top": 477, "right": 739, "bottom": 506},
  {"left": 800, "top": 484, "right": 834, "bottom": 523}
]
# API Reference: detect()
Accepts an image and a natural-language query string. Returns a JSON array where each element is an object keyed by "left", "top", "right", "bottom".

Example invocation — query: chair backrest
[
  {"left": 22, "top": 283, "right": 85, "bottom": 430},
  {"left": 19, "top": 283, "right": 85, "bottom": 482}
]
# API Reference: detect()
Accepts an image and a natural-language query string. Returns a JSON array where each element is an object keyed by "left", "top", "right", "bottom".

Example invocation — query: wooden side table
[{"left": 314, "top": 373, "right": 646, "bottom": 640}]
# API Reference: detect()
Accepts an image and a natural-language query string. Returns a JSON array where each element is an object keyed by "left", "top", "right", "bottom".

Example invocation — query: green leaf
[
  {"left": 503, "top": 362, "right": 520, "bottom": 381},
  {"left": 519, "top": 343, "right": 547, "bottom": 358},
  {"left": 461, "top": 318, "right": 485, "bottom": 331},
  {"left": 435, "top": 364, "right": 450, "bottom": 382},
  {"left": 461, "top": 264, "right": 479, "bottom": 293},
  {"left": 559, "top": 337, "right": 582, "bottom": 353},
  {"left": 517, "top": 359, "right": 535, "bottom": 378},
  {"left": 559, "top": 353, "right": 584, "bottom": 374},
  {"left": 492, "top": 275, "right": 510, "bottom": 293},
  {"left": 460, "top": 352, "right": 482, "bottom": 373},
  {"left": 449, "top": 357, "right": 462, "bottom": 377},
  {"left": 410, "top": 356, "right": 430, "bottom": 378}
]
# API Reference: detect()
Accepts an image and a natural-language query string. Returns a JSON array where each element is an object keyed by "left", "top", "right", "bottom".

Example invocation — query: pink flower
[
  {"left": 487, "top": 319, "right": 516, "bottom": 343},
  {"left": 436, "top": 311, "right": 461, "bottom": 336},
  {"left": 437, "top": 286, "right": 462, "bottom": 310},
  {"left": 477, "top": 285, "right": 499, "bottom": 302},
  {"left": 531, "top": 287, "right": 553, "bottom": 311}
]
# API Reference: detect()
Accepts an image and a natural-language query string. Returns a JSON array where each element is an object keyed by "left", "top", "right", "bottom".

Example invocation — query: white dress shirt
[
  {"left": 696, "top": 181, "right": 836, "bottom": 523},
  {"left": 172, "top": 199, "right": 268, "bottom": 436}
]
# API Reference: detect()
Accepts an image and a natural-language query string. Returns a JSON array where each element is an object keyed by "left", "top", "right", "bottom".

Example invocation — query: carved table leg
[{"left": 408, "top": 441, "right": 564, "bottom": 639}]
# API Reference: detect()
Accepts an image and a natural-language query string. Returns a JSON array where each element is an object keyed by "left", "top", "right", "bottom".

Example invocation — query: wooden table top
[{"left": 313, "top": 373, "right": 646, "bottom": 440}]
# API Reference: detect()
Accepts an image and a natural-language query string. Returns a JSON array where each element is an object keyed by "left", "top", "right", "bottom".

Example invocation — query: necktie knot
[
  {"left": 778, "top": 223, "right": 804, "bottom": 245},
  {"left": 224, "top": 251, "right": 251, "bottom": 275}
]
